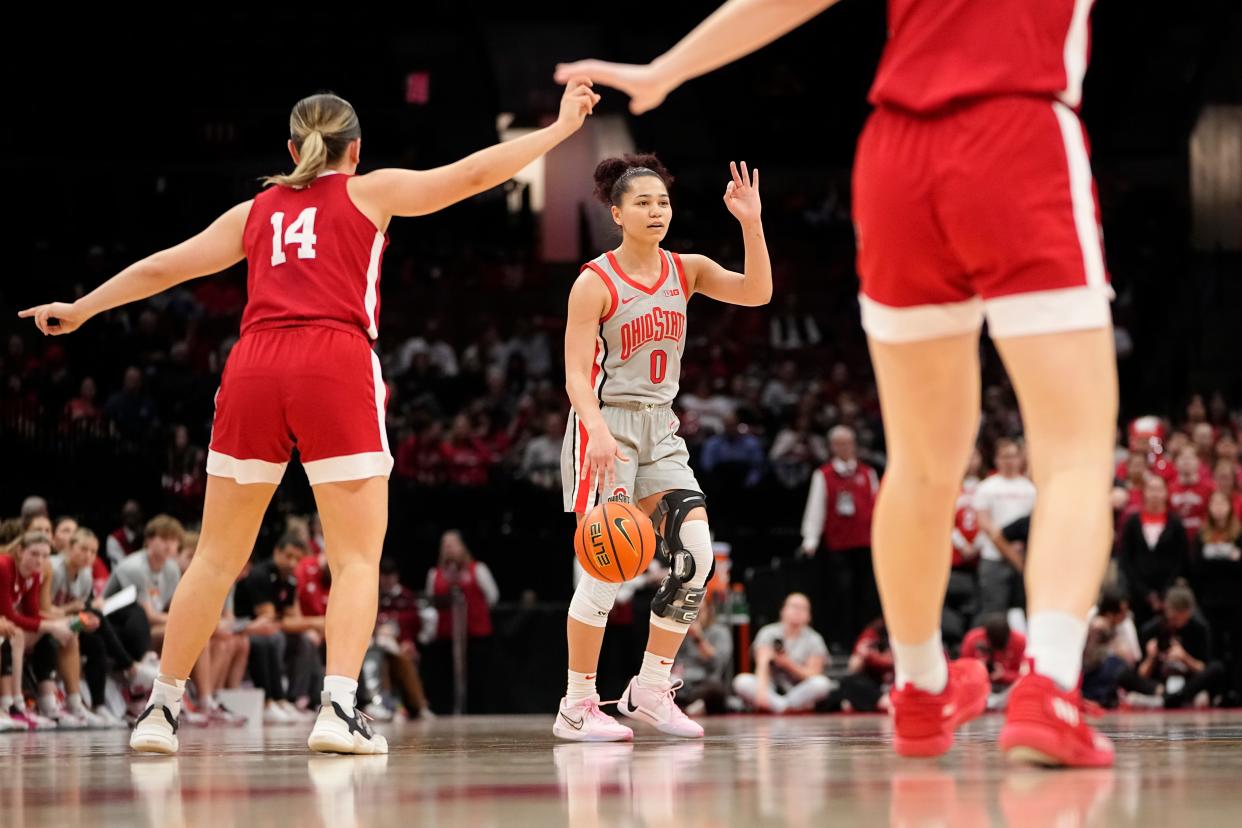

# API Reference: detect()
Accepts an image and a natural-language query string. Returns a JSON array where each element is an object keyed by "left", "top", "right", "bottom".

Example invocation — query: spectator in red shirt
[
  {"left": 440, "top": 414, "right": 493, "bottom": 488},
  {"left": 0, "top": 531, "right": 78, "bottom": 728},
  {"left": 1170, "top": 446, "right": 1214, "bottom": 540},
  {"left": 1112, "top": 451, "right": 1148, "bottom": 532},
  {"left": 799, "top": 425, "right": 880, "bottom": 651},
  {"left": 961, "top": 615, "right": 1026, "bottom": 709},
  {"left": 1191, "top": 422, "right": 1217, "bottom": 475},
  {"left": 1213, "top": 459, "right": 1242, "bottom": 521},
  {"left": 63, "top": 376, "right": 103, "bottom": 426},
  {"left": 295, "top": 544, "right": 331, "bottom": 619},
  {"left": 835, "top": 618, "right": 895, "bottom": 714},
  {"left": 1117, "top": 416, "right": 1176, "bottom": 485},
  {"left": 424, "top": 530, "right": 498, "bottom": 713}
]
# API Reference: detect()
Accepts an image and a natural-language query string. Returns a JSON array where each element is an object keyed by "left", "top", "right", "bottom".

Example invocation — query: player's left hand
[
  {"left": 18, "top": 301, "right": 86, "bottom": 336},
  {"left": 554, "top": 60, "right": 673, "bottom": 115},
  {"left": 723, "top": 161, "right": 761, "bottom": 226}
]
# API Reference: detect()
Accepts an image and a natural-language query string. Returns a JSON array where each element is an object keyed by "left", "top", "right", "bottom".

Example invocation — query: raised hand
[
  {"left": 722, "top": 161, "right": 761, "bottom": 226},
  {"left": 18, "top": 301, "right": 85, "bottom": 336},
  {"left": 554, "top": 61, "right": 672, "bottom": 116},
  {"left": 557, "top": 77, "right": 602, "bottom": 132}
]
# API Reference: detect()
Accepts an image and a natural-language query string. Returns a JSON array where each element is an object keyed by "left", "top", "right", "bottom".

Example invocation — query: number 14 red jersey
[{"left": 240, "top": 171, "right": 389, "bottom": 340}]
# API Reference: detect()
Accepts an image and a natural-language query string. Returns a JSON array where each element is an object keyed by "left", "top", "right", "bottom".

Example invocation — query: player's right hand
[
  {"left": 18, "top": 301, "right": 86, "bottom": 336},
  {"left": 583, "top": 427, "right": 629, "bottom": 496},
  {"left": 554, "top": 61, "right": 672, "bottom": 115},
  {"left": 557, "top": 77, "right": 602, "bottom": 132}
]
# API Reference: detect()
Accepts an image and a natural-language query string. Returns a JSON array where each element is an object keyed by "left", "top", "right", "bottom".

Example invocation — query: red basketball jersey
[
  {"left": 240, "top": 171, "right": 388, "bottom": 339},
  {"left": 869, "top": 0, "right": 1095, "bottom": 114}
]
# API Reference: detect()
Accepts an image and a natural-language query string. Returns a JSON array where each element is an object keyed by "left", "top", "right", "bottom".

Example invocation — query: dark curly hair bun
[{"left": 592, "top": 153, "right": 674, "bottom": 205}]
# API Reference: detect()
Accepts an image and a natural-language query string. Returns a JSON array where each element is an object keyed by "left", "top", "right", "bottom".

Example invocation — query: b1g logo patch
[{"left": 587, "top": 521, "right": 610, "bottom": 567}]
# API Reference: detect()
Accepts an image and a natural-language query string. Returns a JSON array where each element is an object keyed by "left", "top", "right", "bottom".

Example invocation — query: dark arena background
[{"left": 3, "top": 2, "right": 1242, "bottom": 825}]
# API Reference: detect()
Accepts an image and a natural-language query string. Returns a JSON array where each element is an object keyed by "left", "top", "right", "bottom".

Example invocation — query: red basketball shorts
[
  {"left": 207, "top": 321, "right": 393, "bottom": 486},
  {"left": 852, "top": 96, "right": 1113, "bottom": 343}
]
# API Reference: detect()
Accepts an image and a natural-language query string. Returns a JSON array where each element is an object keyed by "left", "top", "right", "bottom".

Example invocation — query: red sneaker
[
  {"left": 999, "top": 673, "right": 1114, "bottom": 767},
  {"left": 890, "top": 658, "right": 989, "bottom": 757}
]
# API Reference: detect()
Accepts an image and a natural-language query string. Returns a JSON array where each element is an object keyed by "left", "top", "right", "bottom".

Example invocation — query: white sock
[
  {"left": 1026, "top": 610, "right": 1088, "bottom": 691},
  {"left": 147, "top": 677, "right": 187, "bottom": 719},
  {"left": 893, "top": 632, "right": 948, "bottom": 694},
  {"left": 67, "top": 693, "right": 85, "bottom": 713},
  {"left": 0, "top": 695, "right": 13, "bottom": 712},
  {"left": 39, "top": 693, "right": 59, "bottom": 715},
  {"left": 637, "top": 650, "right": 676, "bottom": 690},
  {"left": 566, "top": 670, "right": 597, "bottom": 705},
  {"left": 324, "top": 675, "right": 359, "bottom": 715}
]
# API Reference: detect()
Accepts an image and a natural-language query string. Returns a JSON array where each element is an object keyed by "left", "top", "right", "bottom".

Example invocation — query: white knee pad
[
  {"left": 568, "top": 575, "right": 622, "bottom": 628},
  {"left": 649, "top": 519, "right": 715, "bottom": 633}
]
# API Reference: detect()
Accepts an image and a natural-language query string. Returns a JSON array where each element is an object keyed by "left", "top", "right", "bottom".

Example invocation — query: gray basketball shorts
[{"left": 561, "top": 403, "right": 701, "bottom": 514}]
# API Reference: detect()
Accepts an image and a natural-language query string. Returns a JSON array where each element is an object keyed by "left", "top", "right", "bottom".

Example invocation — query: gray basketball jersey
[{"left": 582, "top": 249, "right": 689, "bottom": 406}]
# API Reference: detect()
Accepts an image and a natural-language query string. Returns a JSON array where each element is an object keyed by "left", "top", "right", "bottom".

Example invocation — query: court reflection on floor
[{"left": 8, "top": 713, "right": 1242, "bottom": 827}]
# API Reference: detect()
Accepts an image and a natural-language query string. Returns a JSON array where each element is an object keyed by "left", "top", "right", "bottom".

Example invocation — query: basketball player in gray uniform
[{"left": 554, "top": 154, "right": 771, "bottom": 741}]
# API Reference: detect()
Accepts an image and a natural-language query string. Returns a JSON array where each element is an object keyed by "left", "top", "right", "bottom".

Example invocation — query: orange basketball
[{"left": 574, "top": 500, "right": 657, "bottom": 583}]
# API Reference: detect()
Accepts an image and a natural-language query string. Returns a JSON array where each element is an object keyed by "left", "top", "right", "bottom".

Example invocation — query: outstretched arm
[
  {"left": 20, "top": 200, "right": 252, "bottom": 336},
  {"left": 684, "top": 161, "right": 771, "bottom": 307},
  {"left": 351, "top": 79, "right": 600, "bottom": 219},
  {"left": 555, "top": 0, "right": 841, "bottom": 114}
]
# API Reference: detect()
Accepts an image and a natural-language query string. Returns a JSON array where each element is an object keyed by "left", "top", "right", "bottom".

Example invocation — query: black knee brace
[{"left": 650, "top": 489, "right": 708, "bottom": 621}]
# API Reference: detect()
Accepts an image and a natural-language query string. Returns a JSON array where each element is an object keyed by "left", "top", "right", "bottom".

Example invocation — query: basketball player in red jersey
[
  {"left": 20, "top": 78, "right": 601, "bottom": 755},
  {"left": 558, "top": 0, "right": 1117, "bottom": 767},
  {"left": 554, "top": 155, "right": 770, "bottom": 741}
]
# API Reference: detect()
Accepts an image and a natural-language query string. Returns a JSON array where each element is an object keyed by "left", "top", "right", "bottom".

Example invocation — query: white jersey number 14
[{"left": 270, "top": 207, "right": 319, "bottom": 266}]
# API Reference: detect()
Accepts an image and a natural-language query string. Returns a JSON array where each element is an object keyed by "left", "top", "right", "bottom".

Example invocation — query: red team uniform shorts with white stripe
[
  {"left": 853, "top": 95, "right": 1112, "bottom": 343},
  {"left": 207, "top": 319, "right": 393, "bottom": 486}
]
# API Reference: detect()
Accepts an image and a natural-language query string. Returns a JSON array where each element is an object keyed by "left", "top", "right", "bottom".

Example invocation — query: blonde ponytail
[{"left": 263, "top": 92, "right": 361, "bottom": 189}]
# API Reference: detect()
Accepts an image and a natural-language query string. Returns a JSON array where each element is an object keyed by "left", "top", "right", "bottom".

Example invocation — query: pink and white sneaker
[
  {"left": 10, "top": 706, "right": 57, "bottom": 731},
  {"left": 552, "top": 695, "right": 634, "bottom": 742},
  {"left": 617, "top": 678, "right": 704, "bottom": 738}
]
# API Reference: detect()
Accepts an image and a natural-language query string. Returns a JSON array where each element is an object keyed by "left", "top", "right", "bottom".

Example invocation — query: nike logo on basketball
[
  {"left": 613, "top": 517, "right": 634, "bottom": 547},
  {"left": 560, "top": 711, "right": 584, "bottom": 730}
]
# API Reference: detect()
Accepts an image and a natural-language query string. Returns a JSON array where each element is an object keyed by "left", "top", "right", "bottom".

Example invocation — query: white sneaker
[
  {"left": 307, "top": 692, "right": 388, "bottom": 755},
  {"left": 50, "top": 707, "right": 91, "bottom": 730},
  {"left": 93, "top": 706, "right": 130, "bottom": 730},
  {"left": 180, "top": 709, "right": 208, "bottom": 728},
  {"left": 617, "top": 678, "right": 704, "bottom": 738},
  {"left": 207, "top": 703, "right": 247, "bottom": 728},
  {"left": 553, "top": 695, "right": 634, "bottom": 742},
  {"left": 0, "top": 712, "right": 26, "bottom": 733},
  {"left": 130, "top": 705, "right": 180, "bottom": 754},
  {"left": 264, "top": 703, "right": 294, "bottom": 725},
  {"left": 278, "top": 700, "right": 315, "bottom": 721},
  {"left": 129, "top": 662, "right": 160, "bottom": 696},
  {"left": 363, "top": 701, "right": 394, "bottom": 722}
]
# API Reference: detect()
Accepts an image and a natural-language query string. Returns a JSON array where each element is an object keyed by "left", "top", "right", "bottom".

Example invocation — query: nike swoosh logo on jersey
[
  {"left": 560, "top": 711, "right": 584, "bottom": 730},
  {"left": 621, "top": 296, "right": 637, "bottom": 304}
]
